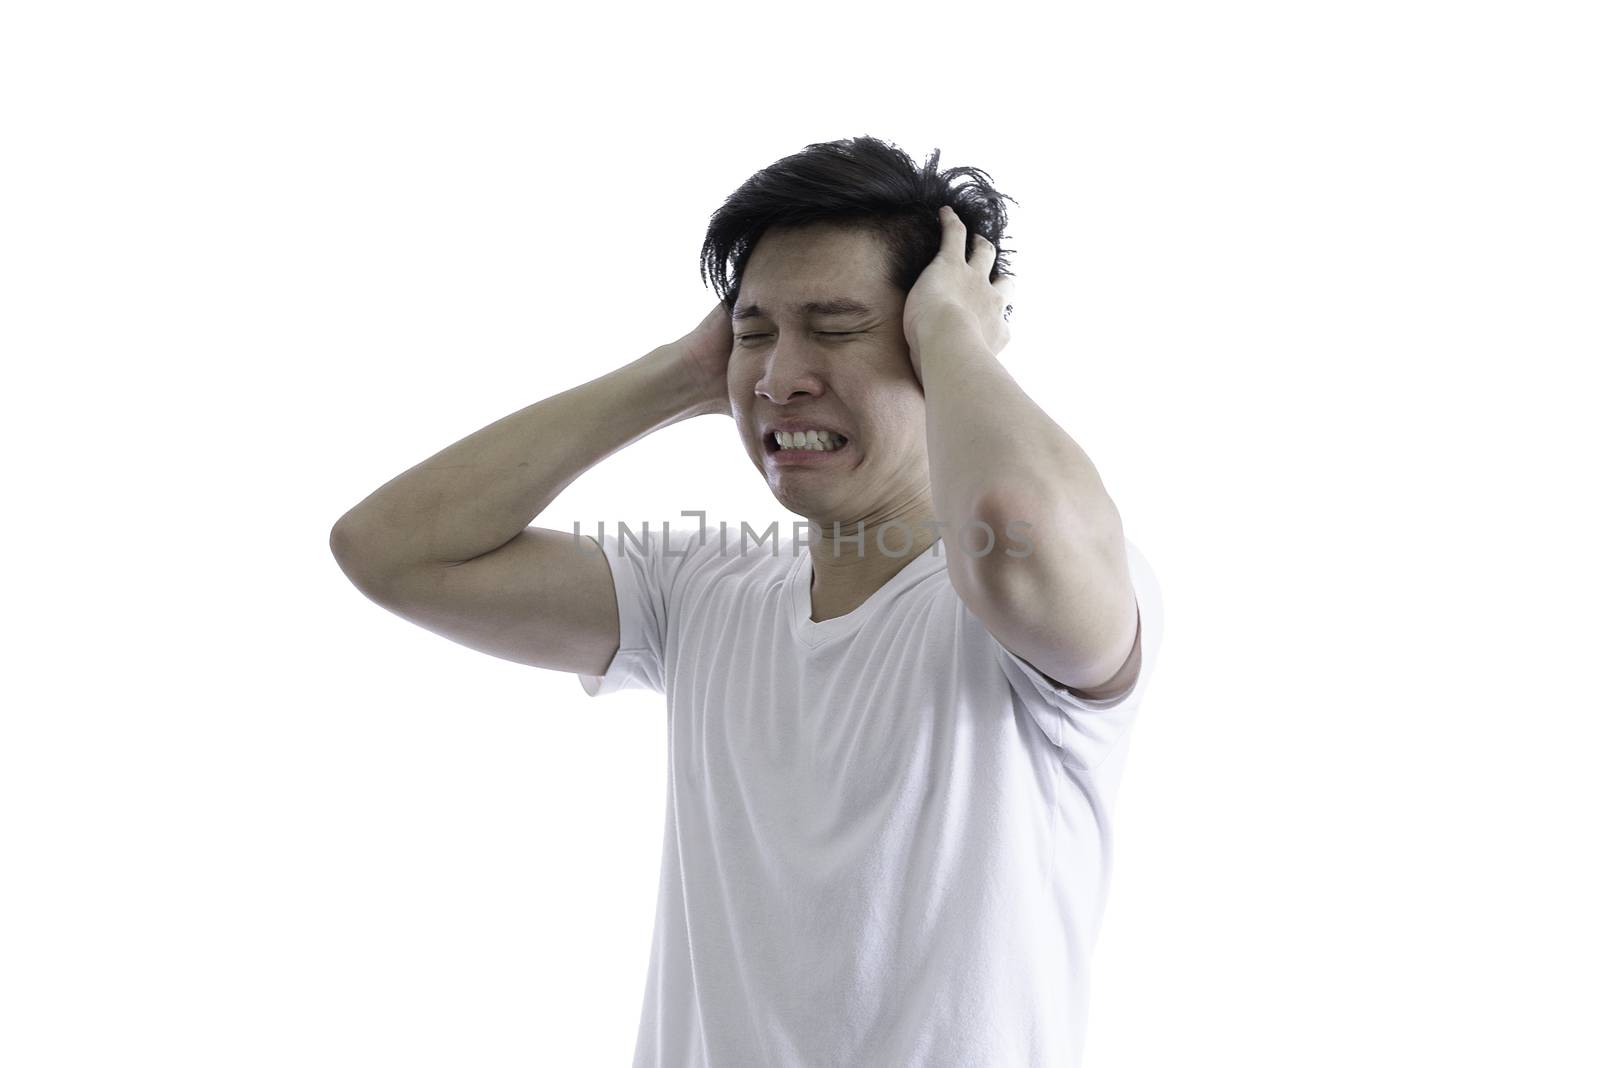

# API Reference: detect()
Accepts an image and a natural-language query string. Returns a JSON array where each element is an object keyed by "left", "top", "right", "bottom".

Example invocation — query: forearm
[
  {"left": 332, "top": 346, "right": 710, "bottom": 573},
  {"left": 916, "top": 315, "right": 1124, "bottom": 599}
]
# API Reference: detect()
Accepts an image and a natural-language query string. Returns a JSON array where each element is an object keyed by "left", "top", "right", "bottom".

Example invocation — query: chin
[{"left": 768, "top": 483, "right": 818, "bottom": 514}]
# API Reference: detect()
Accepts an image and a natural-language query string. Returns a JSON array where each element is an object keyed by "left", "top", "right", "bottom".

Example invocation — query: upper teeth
[{"left": 776, "top": 430, "right": 845, "bottom": 451}]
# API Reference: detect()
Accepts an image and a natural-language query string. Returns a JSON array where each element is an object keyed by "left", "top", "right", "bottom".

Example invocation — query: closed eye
[{"left": 735, "top": 332, "right": 860, "bottom": 343}]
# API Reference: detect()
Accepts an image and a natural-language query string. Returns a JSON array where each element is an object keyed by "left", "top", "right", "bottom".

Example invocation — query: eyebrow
[{"left": 731, "top": 298, "right": 874, "bottom": 322}]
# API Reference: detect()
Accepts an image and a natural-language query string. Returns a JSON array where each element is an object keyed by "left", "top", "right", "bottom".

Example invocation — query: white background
[{"left": 4, "top": 1, "right": 1596, "bottom": 1064}]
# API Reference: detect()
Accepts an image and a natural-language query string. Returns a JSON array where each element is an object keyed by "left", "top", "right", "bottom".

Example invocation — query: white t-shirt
[{"left": 578, "top": 523, "right": 1163, "bottom": 1068}]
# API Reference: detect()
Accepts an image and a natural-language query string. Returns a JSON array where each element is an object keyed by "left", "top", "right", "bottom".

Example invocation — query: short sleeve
[
  {"left": 989, "top": 538, "right": 1165, "bottom": 770},
  {"left": 577, "top": 530, "right": 672, "bottom": 697}
]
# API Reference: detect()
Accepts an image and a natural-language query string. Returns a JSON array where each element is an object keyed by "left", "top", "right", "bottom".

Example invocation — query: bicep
[
  {"left": 963, "top": 549, "right": 1141, "bottom": 696},
  {"left": 353, "top": 526, "right": 623, "bottom": 674}
]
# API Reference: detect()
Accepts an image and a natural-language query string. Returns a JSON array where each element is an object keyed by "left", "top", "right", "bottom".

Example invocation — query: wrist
[
  {"left": 910, "top": 307, "right": 987, "bottom": 355},
  {"left": 637, "top": 344, "right": 728, "bottom": 422},
  {"left": 909, "top": 310, "right": 992, "bottom": 380}
]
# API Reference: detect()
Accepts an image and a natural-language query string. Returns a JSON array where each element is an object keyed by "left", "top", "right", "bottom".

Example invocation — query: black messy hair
[{"left": 698, "top": 135, "right": 1018, "bottom": 312}]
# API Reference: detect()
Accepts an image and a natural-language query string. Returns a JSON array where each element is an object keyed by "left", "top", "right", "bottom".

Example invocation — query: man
[{"left": 331, "top": 136, "right": 1163, "bottom": 1067}]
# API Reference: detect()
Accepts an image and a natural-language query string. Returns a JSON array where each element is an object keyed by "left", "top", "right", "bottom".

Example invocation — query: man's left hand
[{"left": 902, "top": 205, "right": 1017, "bottom": 377}]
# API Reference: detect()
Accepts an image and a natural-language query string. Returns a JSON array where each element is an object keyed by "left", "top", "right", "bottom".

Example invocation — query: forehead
[{"left": 736, "top": 224, "right": 892, "bottom": 312}]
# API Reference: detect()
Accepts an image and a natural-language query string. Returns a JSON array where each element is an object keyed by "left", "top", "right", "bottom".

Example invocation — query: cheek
[
  {"left": 725, "top": 362, "right": 755, "bottom": 395},
  {"left": 729, "top": 399, "right": 761, "bottom": 446}
]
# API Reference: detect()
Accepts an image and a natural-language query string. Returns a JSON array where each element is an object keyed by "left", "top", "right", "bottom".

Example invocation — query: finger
[
  {"left": 993, "top": 273, "right": 1018, "bottom": 301},
  {"left": 937, "top": 204, "right": 966, "bottom": 259},
  {"left": 970, "top": 233, "right": 998, "bottom": 276}
]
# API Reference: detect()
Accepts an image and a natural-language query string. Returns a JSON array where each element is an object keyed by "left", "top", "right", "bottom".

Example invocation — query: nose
[{"left": 753, "top": 340, "right": 826, "bottom": 404}]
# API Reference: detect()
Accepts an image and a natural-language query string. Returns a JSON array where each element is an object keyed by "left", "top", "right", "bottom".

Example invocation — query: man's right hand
[{"left": 661, "top": 301, "right": 735, "bottom": 418}]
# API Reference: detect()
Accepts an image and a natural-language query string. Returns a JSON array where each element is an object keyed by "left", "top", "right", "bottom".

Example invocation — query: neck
[{"left": 803, "top": 492, "right": 940, "bottom": 623}]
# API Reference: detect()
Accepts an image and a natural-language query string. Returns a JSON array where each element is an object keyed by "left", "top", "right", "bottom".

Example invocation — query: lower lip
[{"left": 768, "top": 441, "right": 851, "bottom": 466}]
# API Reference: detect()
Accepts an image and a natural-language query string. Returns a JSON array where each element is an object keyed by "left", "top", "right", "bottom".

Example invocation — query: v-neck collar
[{"left": 785, "top": 538, "right": 946, "bottom": 648}]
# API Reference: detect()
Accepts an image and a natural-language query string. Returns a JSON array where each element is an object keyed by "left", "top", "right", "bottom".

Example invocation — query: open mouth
[{"left": 765, "top": 430, "right": 849, "bottom": 454}]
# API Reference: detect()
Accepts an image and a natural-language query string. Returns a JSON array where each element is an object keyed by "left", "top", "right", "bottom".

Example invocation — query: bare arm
[
  {"left": 329, "top": 306, "right": 733, "bottom": 675},
  {"left": 907, "top": 208, "right": 1137, "bottom": 698},
  {"left": 916, "top": 312, "right": 1136, "bottom": 697}
]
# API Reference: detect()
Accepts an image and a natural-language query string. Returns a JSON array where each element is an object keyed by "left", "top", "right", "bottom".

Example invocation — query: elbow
[
  {"left": 329, "top": 512, "right": 391, "bottom": 597},
  {"left": 328, "top": 509, "right": 366, "bottom": 566},
  {"left": 959, "top": 489, "right": 1124, "bottom": 613},
  {"left": 944, "top": 489, "right": 1045, "bottom": 612},
  {"left": 328, "top": 514, "right": 354, "bottom": 561}
]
